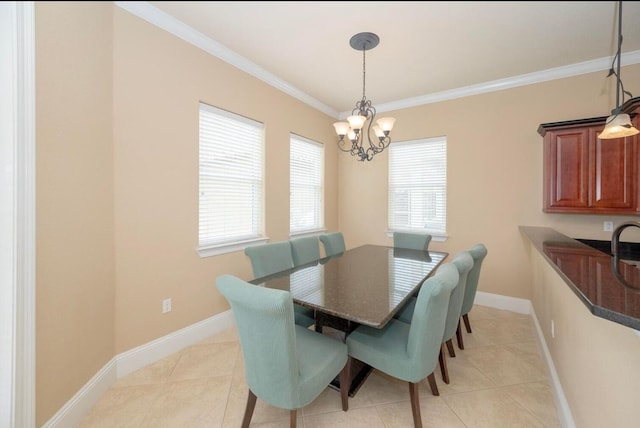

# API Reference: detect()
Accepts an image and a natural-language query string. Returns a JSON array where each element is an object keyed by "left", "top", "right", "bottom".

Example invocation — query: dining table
[{"left": 249, "top": 244, "right": 449, "bottom": 396}]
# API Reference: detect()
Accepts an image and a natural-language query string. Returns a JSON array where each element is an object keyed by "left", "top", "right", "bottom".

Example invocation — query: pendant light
[
  {"left": 333, "top": 32, "right": 395, "bottom": 161},
  {"left": 599, "top": 1, "right": 639, "bottom": 139}
]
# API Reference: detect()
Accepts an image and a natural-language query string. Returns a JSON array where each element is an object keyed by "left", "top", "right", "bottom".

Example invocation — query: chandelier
[
  {"left": 599, "top": 1, "right": 639, "bottom": 139},
  {"left": 333, "top": 32, "right": 396, "bottom": 161}
]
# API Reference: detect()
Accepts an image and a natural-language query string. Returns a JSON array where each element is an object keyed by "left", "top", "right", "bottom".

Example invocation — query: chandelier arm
[{"left": 337, "top": 137, "right": 354, "bottom": 153}]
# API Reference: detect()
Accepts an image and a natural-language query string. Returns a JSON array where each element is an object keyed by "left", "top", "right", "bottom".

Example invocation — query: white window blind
[
  {"left": 198, "top": 103, "right": 264, "bottom": 253},
  {"left": 388, "top": 137, "right": 447, "bottom": 236},
  {"left": 290, "top": 135, "right": 324, "bottom": 234}
]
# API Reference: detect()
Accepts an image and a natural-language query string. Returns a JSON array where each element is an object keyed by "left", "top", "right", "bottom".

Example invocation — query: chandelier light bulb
[
  {"left": 347, "top": 115, "right": 366, "bottom": 130},
  {"left": 373, "top": 124, "right": 385, "bottom": 139},
  {"left": 333, "top": 121, "right": 350, "bottom": 137},
  {"left": 376, "top": 117, "right": 396, "bottom": 133}
]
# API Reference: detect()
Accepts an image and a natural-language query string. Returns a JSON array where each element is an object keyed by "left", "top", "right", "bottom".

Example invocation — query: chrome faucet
[{"left": 611, "top": 221, "right": 640, "bottom": 257}]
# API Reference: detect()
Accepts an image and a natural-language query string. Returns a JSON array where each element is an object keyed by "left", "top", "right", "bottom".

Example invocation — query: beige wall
[
  {"left": 527, "top": 239, "right": 640, "bottom": 427},
  {"left": 35, "top": 2, "right": 115, "bottom": 424},
  {"left": 111, "top": 6, "right": 338, "bottom": 353},
  {"left": 339, "top": 64, "right": 640, "bottom": 301},
  {"left": 35, "top": 2, "right": 339, "bottom": 424},
  {"left": 35, "top": 1, "right": 640, "bottom": 425}
]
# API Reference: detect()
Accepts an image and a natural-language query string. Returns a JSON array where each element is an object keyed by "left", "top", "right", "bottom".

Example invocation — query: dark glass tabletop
[{"left": 250, "top": 244, "right": 448, "bottom": 329}]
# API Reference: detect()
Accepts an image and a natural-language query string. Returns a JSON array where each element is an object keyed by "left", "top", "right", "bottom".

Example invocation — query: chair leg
[
  {"left": 427, "top": 372, "right": 439, "bottom": 396},
  {"left": 446, "top": 339, "right": 456, "bottom": 358},
  {"left": 290, "top": 409, "right": 297, "bottom": 428},
  {"left": 456, "top": 320, "right": 465, "bottom": 350},
  {"left": 409, "top": 382, "right": 423, "bottom": 428},
  {"left": 340, "top": 358, "right": 351, "bottom": 411},
  {"left": 439, "top": 343, "right": 450, "bottom": 384},
  {"left": 463, "top": 313, "right": 472, "bottom": 333},
  {"left": 241, "top": 389, "right": 257, "bottom": 428}
]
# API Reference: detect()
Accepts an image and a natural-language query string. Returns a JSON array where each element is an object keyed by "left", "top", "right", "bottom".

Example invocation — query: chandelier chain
[{"left": 362, "top": 48, "right": 366, "bottom": 101}]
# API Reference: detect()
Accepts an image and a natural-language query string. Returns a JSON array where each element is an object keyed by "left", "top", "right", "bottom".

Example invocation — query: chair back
[
  {"left": 216, "top": 275, "right": 300, "bottom": 408},
  {"left": 319, "top": 232, "right": 346, "bottom": 257},
  {"left": 460, "top": 244, "right": 488, "bottom": 317},
  {"left": 290, "top": 236, "right": 321, "bottom": 267},
  {"left": 244, "top": 241, "right": 294, "bottom": 278},
  {"left": 406, "top": 263, "right": 459, "bottom": 379},
  {"left": 393, "top": 231, "right": 432, "bottom": 251},
  {"left": 442, "top": 251, "right": 474, "bottom": 342}
]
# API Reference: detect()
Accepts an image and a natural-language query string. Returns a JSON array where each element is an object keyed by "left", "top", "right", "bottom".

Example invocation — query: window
[
  {"left": 290, "top": 134, "right": 324, "bottom": 235},
  {"left": 388, "top": 137, "right": 447, "bottom": 239},
  {"left": 198, "top": 103, "right": 265, "bottom": 256}
]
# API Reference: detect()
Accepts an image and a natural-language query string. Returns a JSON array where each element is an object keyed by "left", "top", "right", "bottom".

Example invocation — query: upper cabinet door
[
  {"left": 539, "top": 98, "right": 640, "bottom": 215},
  {"left": 543, "top": 127, "right": 590, "bottom": 211},
  {"left": 590, "top": 127, "right": 636, "bottom": 210}
]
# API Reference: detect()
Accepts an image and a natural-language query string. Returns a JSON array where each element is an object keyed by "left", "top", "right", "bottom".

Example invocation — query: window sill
[
  {"left": 289, "top": 228, "right": 326, "bottom": 239},
  {"left": 197, "top": 237, "right": 269, "bottom": 257},
  {"left": 386, "top": 230, "right": 449, "bottom": 242}
]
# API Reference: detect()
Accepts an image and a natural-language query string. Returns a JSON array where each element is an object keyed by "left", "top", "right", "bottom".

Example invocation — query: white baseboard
[
  {"left": 475, "top": 290, "right": 532, "bottom": 314},
  {"left": 529, "top": 307, "right": 576, "bottom": 428},
  {"left": 42, "top": 293, "right": 576, "bottom": 428},
  {"left": 41, "top": 310, "right": 235, "bottom": 427},
  {"left": 116, "top": 310, "right": 235, "bottom": 378},
  {"left": 40, "top": 359, "right": 117, "bottom": 428}
]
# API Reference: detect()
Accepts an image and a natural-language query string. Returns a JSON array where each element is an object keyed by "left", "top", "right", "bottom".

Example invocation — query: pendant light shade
[{"left": 599, "top": 113, "right": 639, "bottom": 139}]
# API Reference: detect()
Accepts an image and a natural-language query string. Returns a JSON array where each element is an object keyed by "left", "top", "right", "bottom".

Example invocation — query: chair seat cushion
[
  {"left": 295, "top": 326, "right": 348, "bottom": 406},
  {"left": 347, "top": 319, "right": 420, "bottom": 383}
]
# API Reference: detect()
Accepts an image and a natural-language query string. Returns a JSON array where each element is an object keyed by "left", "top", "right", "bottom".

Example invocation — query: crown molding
[
  {"left": 115, "top": 1, "right": 339, "bottom": 118},
  {"left": 116, "top": 2, "right": 640, "bottom": 121},
  {"left": 371, "top": 50, "right": 640, "bottom": 115}
]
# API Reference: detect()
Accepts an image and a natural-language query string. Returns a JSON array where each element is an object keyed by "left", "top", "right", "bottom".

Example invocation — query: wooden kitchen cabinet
[{"left": 538, "top": 97, "right": 640, "bottom": 215}]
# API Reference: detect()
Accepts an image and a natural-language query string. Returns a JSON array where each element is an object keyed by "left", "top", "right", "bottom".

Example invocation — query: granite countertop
[{"left": 520, "top": 226, "right": 640, "bottom": 331}]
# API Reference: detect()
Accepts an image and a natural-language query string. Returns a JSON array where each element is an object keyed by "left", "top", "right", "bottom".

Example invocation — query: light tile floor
[{"left": 80, "top": 305, "right": 562, "bottom": 427}]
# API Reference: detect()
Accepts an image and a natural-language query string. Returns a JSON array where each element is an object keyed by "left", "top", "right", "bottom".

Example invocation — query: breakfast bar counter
[{"left": 520, "top": 226, "right": 640, "bottom": 331}]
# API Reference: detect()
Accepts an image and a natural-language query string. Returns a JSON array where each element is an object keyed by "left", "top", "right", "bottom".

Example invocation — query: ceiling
[{"left": 127, "top": 1, "right": 640, "bottom": 118}]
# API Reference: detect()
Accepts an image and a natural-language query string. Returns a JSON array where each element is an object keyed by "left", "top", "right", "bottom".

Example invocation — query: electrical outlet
[
  {"left": 162, "top": 298, "right": 172, "bottom": 313},
  {"left": 551, "top": 319, "right": 555, "bottom": 339},
  {"left": 604, "top": 221, "right": 614, "bottom": 232}
]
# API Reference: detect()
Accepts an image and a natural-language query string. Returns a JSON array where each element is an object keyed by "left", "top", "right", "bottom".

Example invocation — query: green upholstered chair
[
  {"left": 393, "top": 251, "right": 473, "bottom": 385},
  {"left": 244, "top": 241, "right": 315, "bottom": 328},
  {"left": 457, "top": 244, "right": 488, "bottom": 347},
  {"left": 345, "top": 263, "right": 459, "bottom": 428},
  {"left": 437, "top": 251, "right": 473, "bottom": 383},
  {"left": 244, "top": 241, "right": 295, "bottom": 279},
  {"left": 216, "top": 275, "right": 349, "bottom": 428},
  {"left": 393, "top": 231, "right": 432, "bottom": 251},
  {"left": 290, "top": 236, "right": 321, "bottom": 267},
  {"left": 319, "top": 232, "right": 346, "bottom": 257}
]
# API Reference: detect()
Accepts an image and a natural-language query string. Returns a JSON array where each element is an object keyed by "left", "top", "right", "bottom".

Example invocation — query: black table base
[{"left": 314, "top": 312, "right": 372, "bottom": 397}]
